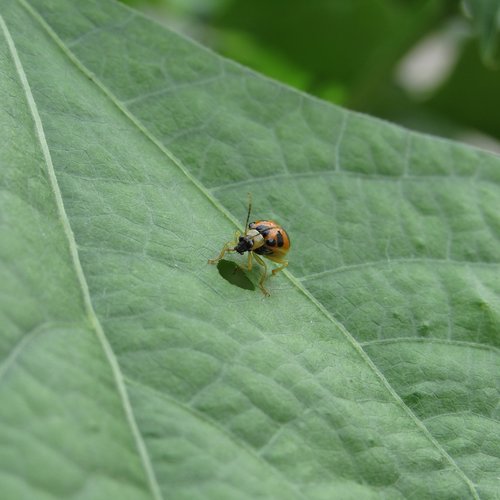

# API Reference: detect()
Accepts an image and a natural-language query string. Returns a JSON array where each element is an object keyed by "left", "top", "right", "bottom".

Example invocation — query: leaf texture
[{"left": 0, "top": 0, "right": 499, "bottom": 498}]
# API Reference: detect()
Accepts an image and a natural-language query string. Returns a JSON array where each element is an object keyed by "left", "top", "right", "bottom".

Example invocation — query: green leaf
[{"left": 0, "top": 0, "right": 499, "bottom": 499}]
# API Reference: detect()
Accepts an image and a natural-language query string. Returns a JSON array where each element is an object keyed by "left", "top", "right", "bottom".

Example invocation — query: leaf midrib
[
  {"left": 0, "top": 11, "right": 163, "bottom": 500},
  {"left": 15, "top": 1, "right": 481, "bottom": 496}
]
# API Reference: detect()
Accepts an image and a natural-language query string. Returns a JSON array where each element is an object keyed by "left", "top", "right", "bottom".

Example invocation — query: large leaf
[{"left": 1, "top": 0, "right": 499, "bottom": 498}]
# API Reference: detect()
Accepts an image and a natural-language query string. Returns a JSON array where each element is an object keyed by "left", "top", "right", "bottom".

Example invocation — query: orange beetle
[{"left": 208, "top": 196, "right": 290, "bottom": 296}]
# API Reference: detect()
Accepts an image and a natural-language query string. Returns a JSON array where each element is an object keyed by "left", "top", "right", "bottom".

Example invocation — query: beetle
[{"left": 208, "top": 196, "right": 290, "bottom": 296}]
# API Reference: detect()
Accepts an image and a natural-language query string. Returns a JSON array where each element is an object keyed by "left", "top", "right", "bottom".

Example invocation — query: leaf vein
[
  {"left": 1, "top": 11, "right": 163, "bottom": 500},
  {"left": 209, "top": 168, "right": 499, "bottom": 193},
  {"left": 360, "top": 337, "right": 500, "bottom": 355},
  {"left": 299, "top": 258, "right": 500, "bottom": 281},
  {"left": 0, "top": 324, "right": 45, "bottom": 384},
  {"left": 16, "top": 4, "right": 483, "bottom": 496},
  {"left": 125, "top": 376, "right": 309, "bottom": 500}
]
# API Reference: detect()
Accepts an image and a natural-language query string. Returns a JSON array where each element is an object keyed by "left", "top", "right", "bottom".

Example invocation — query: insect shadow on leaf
[{"left": 216, "top": 259, "right": 255, "bottom": 291}]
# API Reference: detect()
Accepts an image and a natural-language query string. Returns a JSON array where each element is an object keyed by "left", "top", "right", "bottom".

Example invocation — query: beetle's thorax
[{"left": 234, "top": 229, "right": 265, "bottom": 254}]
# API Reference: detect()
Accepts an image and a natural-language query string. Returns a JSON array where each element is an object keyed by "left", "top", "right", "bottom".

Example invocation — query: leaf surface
[{"left": 1, "top": 0, "right": 499, "bottom": 498}]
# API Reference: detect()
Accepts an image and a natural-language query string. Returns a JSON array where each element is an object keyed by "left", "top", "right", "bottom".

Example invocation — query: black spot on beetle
[
  {"left": 276, "top": 231, "right": 284, "bottom": 247},
  {"left": 255, "top": 224, "right": 270, "bottom": 234},
  {"left": 254, "top": 246, "right": 273, "bottom": 255},
  {"left": 266, "top": 238, "right": 276, "bottom": 247}
]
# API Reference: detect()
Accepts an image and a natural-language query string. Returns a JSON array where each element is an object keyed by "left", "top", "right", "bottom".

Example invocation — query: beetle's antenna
[{"left": 244, "top": 192, "right": 252, "bottom": 230}]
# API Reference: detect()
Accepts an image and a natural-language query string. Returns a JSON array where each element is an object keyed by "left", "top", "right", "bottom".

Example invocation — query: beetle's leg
[
  {"left": 253, "top": 253, "right": 270, "bottom": 296},
  {"left": 208, "top": 231, "right": 240, "bottom": 264},
  {"left": 271, "top": 261, "right": 288, "bottom": 276},
  {"left": 232, "top": 249, "right": 252, "bottom": 274},
  {"left": 207, "top": 241, "right": 234, "bottom": 264}
]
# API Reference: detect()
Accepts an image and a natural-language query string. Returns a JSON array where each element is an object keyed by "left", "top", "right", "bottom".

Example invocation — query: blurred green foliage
[{"left": 120, "top": 0, "right": 500, "bottom": 153}]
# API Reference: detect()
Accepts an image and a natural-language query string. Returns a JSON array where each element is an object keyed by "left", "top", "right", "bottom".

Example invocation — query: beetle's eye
[{"left": 238, "top": 236, "right": 244, "bottom": 242}]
